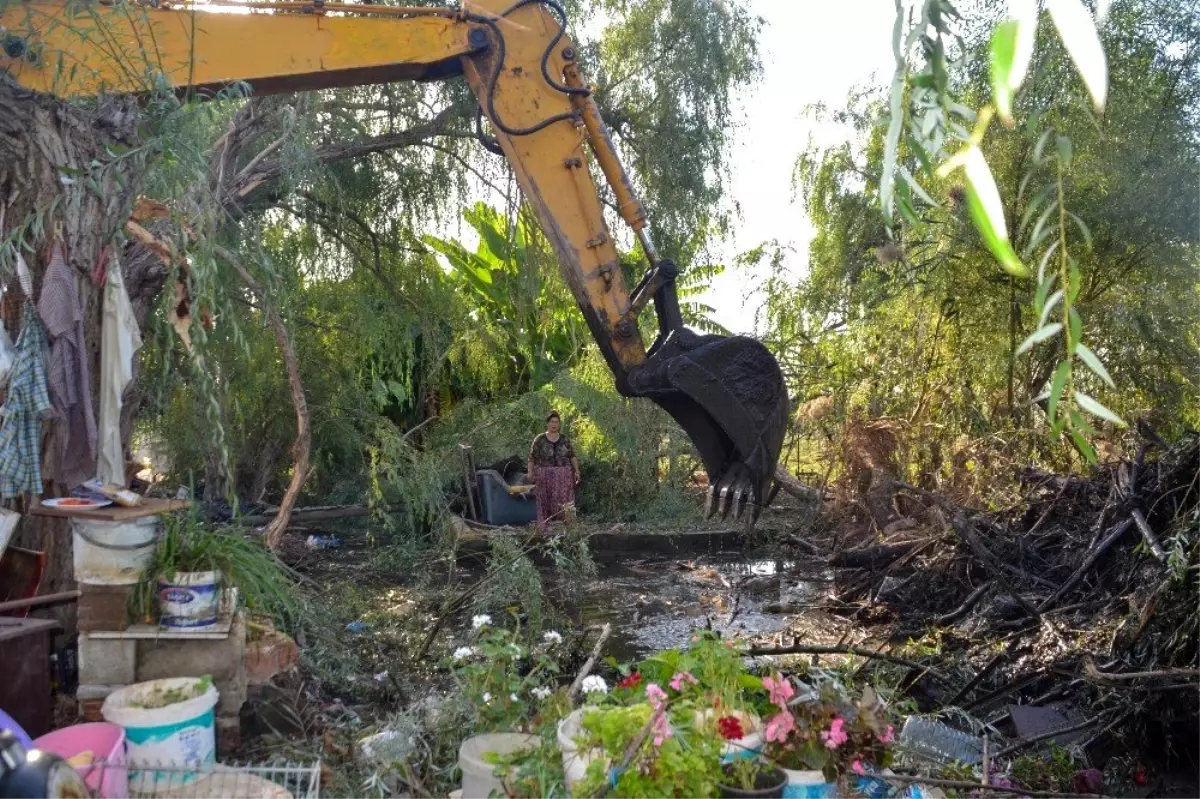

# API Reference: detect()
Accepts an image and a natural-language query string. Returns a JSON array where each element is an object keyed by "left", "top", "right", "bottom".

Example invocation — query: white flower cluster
[
  {"left": 531, "top": 686, "right": 552, "bottom": 701},
  {"left": 542, "top": 630, "right": 563, "bottom": 645},
  {"left": 580, "top": 675, "right": 608, "bottom": 695},
  {"left": 453, "top": 646, "right": 476, "bottom": 661},
  {"left": 472, "top": 614, "right": 492, "bottom": 629}
]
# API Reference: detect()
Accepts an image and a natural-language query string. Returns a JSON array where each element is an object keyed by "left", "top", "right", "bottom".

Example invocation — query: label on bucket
[
  {"left": 162, "top": 588, "right": 195, "bottom": 604},
  {"left": 158, "top": 580, "right": 220, "bottom": 629}
]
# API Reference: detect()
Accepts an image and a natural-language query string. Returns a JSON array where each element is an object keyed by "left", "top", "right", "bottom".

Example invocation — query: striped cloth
[{"left": 0, "top": 306, "right": 53, "bottom": 498}]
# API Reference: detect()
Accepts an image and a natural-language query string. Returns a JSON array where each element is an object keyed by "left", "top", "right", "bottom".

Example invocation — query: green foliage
[
  {"left": 576, "top": 704, "right": 724, "bottom": 798},
  {"left": 131, "top": 509, "right": 298, "bottom": 626},
  {"left": 775, "top": 0, "right": 1198, "bottom": 491},
  {"left": 449, "top": 614, "right": 563, "bottom": 732}
]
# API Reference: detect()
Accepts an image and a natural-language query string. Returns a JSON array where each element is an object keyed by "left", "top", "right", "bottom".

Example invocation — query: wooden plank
[{"left": 31, "top": 497, "right": 190, "bottom": 521}]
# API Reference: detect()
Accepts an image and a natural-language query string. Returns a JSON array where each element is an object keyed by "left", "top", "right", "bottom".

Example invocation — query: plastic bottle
[{"left": 898, "top": 717, "right": 983, "bottom": 765}]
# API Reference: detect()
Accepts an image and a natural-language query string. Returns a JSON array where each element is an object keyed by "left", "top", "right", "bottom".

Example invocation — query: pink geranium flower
[
  {"left": 669, "top": 671, "right": 697, "bottom": 691},
  {"left": 852, "top": 759, "right": 866, "bottom": 776},
  {"left": 764, "top": 709, "right": 795, "bottom": 743},
  {"left": 762, "top": 674, "right": 794, "bottom": 707},
  {"left": 646, "top": 683, "right": 668, "bottom": 708},
  {"left": 878, "top": 724, "right": 895, "bottom": 745},
  {"left": 652, "top": 712, "right": 672, "bottom": 747},
  {"left": 820, "top": 717, "right": 849, "bottom": 749}
]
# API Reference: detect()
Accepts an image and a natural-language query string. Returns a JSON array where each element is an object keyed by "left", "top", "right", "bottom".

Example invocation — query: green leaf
[
  {"left": 1076, "top": 342, "right": 1115, "bottom": 388},
  {"left": 1032, "top": 127, "right": 1055, "bottom": 165},
  {"left": 1075, "top": 391, "right": 1126, "bottom": 427},
  {"left": 1069, "top": 307, "right": 1083, "bottom": 351},
  {"left": 1017, "top": 322, "right": 1063, "bottom": 355},
  {"left": 1048, "top": 360, "right": 1071, "bottom": 424},
  {"left": 907, "top": 135, "right": 935, "bottom": 178},
  {"left": 1038, "top": 240, "right": 1060, "bottom": 283},
  {"left": 898, "top": 166, "right": 940, "bottom": 207},
  {"left": 1047, "top": 0, "right": 1108, "bottom": 113},
  {"left": 1033, "top": 271, "right": 1056, "bottom": 315},
  {"left": 1067, "top": 212, "right": 1093, "bottom": 250},
  {"left": 964, "top": 148, "right": 1029, "bottom": 278},
  {"left": 1023, "top": 200, "right": 1059, "bottom": 258},
  {"left": 1055, "top": 135, "right": 1073, "bottom": 168},
  {"left": 1069, "top": 429, "right": 1098, "bottom": 463},
  {"left": 990, "top": 20, "right": 1020, "bottom": 126},
  {"left": 1067, "top": 259, "right": 1082, "bottom": 302},
  {"left": 1038, "top": 290, "right": 1064, "bottom": 328},
  {"left": 1018, "top": 184, "right": 1056, "bottom": 239}
]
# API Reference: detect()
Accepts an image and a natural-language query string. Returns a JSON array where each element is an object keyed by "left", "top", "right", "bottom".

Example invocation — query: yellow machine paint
[{"left": 0, "top": 0, "right": 790, "bottom": 520}]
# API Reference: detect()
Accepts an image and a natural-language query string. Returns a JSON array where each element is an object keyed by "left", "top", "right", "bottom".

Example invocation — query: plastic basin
[{"left": 34, "top": 722, "right": 128, "bottom": 799}]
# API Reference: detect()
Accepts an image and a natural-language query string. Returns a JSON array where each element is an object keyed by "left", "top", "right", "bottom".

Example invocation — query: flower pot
[
  {"left": 458, "top": 732, "right": 537, "bottom": 799},
  {"left": 157, "top": 571, "right": 221, "bottom": 629},
  {"left": 780, "top": 768, "right": 837, "bottom": 799},
  {"left": 556, "top": 708, "right": 607, "bottom": 792},
  {"left": 719, "top": 764, "right": 788, "bottom": 798}
]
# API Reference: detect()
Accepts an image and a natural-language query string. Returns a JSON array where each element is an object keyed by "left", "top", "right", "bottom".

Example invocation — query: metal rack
[{"left": 89, "top": 759, "right": 321, "bottom": 799}]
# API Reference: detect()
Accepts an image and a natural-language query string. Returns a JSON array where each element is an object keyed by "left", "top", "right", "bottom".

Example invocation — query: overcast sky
[{"left": 697, "top": 0, "right": 896, "bottom": 335}]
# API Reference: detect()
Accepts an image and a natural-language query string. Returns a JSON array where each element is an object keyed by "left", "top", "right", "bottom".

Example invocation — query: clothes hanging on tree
[
  {"left": 97, "top": 257, "right": 142, "bottom": 486},
  {"left": 37, "top": 241, "right": 97, "bottom": 490},
  {"left": 0, "top": 306, "right": 54, "bottom": 498}
]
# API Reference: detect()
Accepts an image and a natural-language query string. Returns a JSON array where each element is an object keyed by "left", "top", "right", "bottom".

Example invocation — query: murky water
[{"left": 551, "top": 550, "right": 838, "bottom": 660}]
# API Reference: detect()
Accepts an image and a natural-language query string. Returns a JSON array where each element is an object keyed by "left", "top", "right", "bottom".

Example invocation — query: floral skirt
[{"left": 535, "top": 465, "right": 574, "bottom": 526}]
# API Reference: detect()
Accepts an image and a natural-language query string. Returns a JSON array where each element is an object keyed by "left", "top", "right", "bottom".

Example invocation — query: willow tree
[
  {"left": 0, "top": 0, "right": 763, "bottom": 606},
  {"left": 771, "top": 0, "right": 1197, "bottom": 494}
]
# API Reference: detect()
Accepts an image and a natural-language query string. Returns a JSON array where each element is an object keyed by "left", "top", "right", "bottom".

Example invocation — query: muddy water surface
[{"left": 550, "top": 550, "right": 844, "bottom": 660}]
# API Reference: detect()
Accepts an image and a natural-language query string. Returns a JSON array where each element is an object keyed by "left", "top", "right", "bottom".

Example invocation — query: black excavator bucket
[{"left": 629, "top": 330, "right": 790, "bottom": 522}]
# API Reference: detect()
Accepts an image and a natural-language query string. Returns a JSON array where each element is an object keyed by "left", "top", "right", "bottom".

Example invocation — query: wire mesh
[{"left": 88, "top": 759, "right": 321, "bottom": 799}]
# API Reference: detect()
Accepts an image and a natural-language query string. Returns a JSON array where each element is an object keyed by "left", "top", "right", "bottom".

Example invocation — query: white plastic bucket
[
  {"left": 458, "top": 732, "right": 536, "bottom": 799},
  {"left": 72, "top": 516, "right": 160, "bottom": 585},
  {"left": 158, "top": 571, "right": 221, "bottom": 629},
  {"left": 557, "top": 708, "right": 607, "bottom": 791},
  {"left": 101, "top": 677, "right": 219, "bottom": 794}
]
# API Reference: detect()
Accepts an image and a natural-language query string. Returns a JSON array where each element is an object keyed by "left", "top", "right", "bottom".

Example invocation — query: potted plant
[
  {"left": 717, "top": 757, "right": 789, "bottom": 799},
  {"left": 758, "top": 670, "right": 896, "bottom": 798},
  {"left": 132, "top": 510, "right": 296, "bottom": 629}
]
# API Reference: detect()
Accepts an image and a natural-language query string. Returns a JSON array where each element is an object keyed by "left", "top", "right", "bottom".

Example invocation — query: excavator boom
[{"left": 0, "top": 0, "right": 789, "bottom": 520}]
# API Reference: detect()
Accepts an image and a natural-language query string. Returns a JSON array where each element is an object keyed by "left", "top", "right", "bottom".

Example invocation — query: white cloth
[{"left": 97, "top": 260, "right": 142, "bottom": 486}]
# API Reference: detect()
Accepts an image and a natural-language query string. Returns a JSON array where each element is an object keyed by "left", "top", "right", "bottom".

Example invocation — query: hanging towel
[
  {"left": 37, "top": 242, "right": 97, "bottom": 490},
  {"left": 97, "top": 257, "right": 142, "bottom": 486},
  {"left": 0, "top": 307, "right": 54, "bottom": 498}
]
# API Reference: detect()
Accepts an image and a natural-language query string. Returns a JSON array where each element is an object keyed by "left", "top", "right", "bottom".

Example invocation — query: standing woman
[{"left": 527, "top": 411, "right": 581, "bottom": 527}]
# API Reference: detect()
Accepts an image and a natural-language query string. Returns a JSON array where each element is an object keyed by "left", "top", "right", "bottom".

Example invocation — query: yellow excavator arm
[{"left": 0, "top": 0, "right": 789, "bottom": 520}]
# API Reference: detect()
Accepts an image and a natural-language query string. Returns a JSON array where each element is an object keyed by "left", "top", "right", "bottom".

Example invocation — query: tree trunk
[{"left": 0, "top": 78, "right": 149, "bottom": 633}]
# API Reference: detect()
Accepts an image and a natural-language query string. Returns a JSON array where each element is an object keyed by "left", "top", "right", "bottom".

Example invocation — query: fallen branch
[
  {"left": 1082, "top": 656, "right": 1199, "bottom": 683},
  {"left": 747, "top": 643, "right": 952, "bottom": 684},
  {"left": 773, "top": 464, "right": 823, "bottom": 504},
  {"left": 830, "top": 542, "right": 916, "bottom": 569},
  {"left": 1036, "top": 519, "right": 1133, "bottom": 613},
  {"left": 944, "top": 650, "right": 1008, "bottom": 708},
  {"left": 875, "top": 773, "right": 1110, "bottom": 798},
  {"left": 569, "top": 623, "right": 613, "bottom": 703},
  {"left": 1130, "top": 509, "right": 1166, "bottom": 562},
  {"left": 936, "top": 580, "right": 994, "bottom": 626}
]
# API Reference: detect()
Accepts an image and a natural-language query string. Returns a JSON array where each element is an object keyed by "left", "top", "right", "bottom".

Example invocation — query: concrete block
[
  {"left": 79, "top": 635, "right": 138, "bottom": 685},
  {"left": 76, "top": 685, "right": 121, "bottom": 722},
  {"left": 136, "top": 611, "right": 248, "bottom": 716}
]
